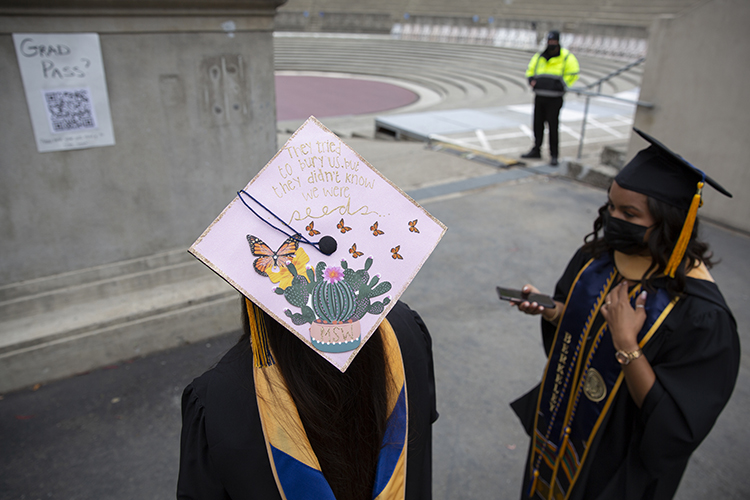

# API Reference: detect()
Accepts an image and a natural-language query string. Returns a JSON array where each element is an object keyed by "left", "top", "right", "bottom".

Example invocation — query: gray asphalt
[{"left": 1, "top": 136, "right": 748, "bottom": 500}]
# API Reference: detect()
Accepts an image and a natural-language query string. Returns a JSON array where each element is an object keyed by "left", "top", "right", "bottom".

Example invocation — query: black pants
[{"left": 532, "top": 95, "right": 564, "bottom": 158}]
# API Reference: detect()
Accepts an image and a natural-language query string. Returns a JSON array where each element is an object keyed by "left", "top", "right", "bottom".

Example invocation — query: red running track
[{"left": 275, "top": 75, "right": 419, "bottom": 120}]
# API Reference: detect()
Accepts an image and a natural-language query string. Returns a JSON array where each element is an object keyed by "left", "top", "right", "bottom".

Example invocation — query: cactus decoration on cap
[{"left": 274, "top": 256, "right": 391, "bottom": 353}]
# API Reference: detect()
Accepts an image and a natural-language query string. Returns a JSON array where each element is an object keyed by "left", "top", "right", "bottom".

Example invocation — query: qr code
[{"left": 44, "top": 88, "right": 97, "bottom": 133}]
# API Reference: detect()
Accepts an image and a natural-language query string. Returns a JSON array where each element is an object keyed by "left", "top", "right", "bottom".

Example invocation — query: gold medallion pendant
[{"left": 583, "top": 368, "right": 607, "bottom": 402}]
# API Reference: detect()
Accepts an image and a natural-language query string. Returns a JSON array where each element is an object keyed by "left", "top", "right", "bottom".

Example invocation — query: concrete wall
[
  {"left": 0, "top": 0, "right": 284, "bottom": 286},
  {"left": 631, "top": 0, "right": 750, "bottom": 233}
]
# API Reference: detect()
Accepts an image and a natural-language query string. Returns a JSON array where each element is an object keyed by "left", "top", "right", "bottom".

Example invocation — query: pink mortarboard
[{"left": 189, "top": 116, "right": 446, "bottom": 371}]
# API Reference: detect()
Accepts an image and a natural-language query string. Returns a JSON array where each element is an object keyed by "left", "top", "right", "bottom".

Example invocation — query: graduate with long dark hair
[
  {"left": 177, "top": 117, "right": 444, "bottom": 500},
  {"left": 510, "top": 129, "right": 740, "bottom": 500},
  {"left": 177, "top": 298, "right": 437, "bottom": 500}
]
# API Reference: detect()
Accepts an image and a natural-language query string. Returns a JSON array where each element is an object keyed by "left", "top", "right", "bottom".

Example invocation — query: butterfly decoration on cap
[
  {"left": 391, "top": 246, "right": 403, "bottom": 260},
  {"left": 349, "top": 243, "right": 364, "bottom": 258},
  {"left": 408, "top": 220, "right": 420, "bottom": 233},
  {"left": 247, "top": 235, "right": 300, "bottom": 277},
  {"left": 305, "top": 221, "right": 320, "bottom": 237},
  {"left": 337, "top": 218, "right": 352, "bottom": 233},
  {"left": 371, "top": 221, "right": 384, "bottom": 236}
]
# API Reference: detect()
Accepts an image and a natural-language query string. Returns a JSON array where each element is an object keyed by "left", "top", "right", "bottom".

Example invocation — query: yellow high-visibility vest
[{"left": 526, "top": 48, "right": 580, "bottom": 96}]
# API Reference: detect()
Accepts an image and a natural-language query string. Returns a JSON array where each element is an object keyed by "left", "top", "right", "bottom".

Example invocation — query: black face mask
[
  {"left": 544, "top": 44, "right": 560, "bottom": 57},
  {"left": 602, "top": 211, "right": 650, "bottom": 254}
]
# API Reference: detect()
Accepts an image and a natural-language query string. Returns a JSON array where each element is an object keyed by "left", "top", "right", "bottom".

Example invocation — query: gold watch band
[{"left": 615, "top": 348, "right": 643, "bottom": 365}]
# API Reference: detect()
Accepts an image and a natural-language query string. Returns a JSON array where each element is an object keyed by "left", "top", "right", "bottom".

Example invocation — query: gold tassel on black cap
[
  {"left": 246, "top": 298, "right": 274, "bottom": 368},
  {"left": 616, "top": 129, "right": 732, "bottom": 280},
  {"left": 665, "top": 181, "right": 703, "bottom": 278}
]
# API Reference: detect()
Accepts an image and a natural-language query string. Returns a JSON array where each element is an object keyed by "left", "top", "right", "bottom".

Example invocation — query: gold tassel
[
  {"left": 246, "top": 298, "right": 274, "bottom": 368},
  {"left": 547, "top": 427, "right": 571, "bottom": 500},
  {"left": 529, "top": 469, "right": 540, "bottom": 498},
  {"left": 665, "top": 181, "right": 703, "bottom": 278}
]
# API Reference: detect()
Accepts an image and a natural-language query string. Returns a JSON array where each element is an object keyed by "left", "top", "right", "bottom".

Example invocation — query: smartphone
[{"left": 496, "top": 286, "right": 556, "bottom": 309}]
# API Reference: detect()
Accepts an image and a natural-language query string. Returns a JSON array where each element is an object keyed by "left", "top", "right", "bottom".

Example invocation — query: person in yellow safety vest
[{"left": 521, "top": 30, "right": 580, "bottom": 166}]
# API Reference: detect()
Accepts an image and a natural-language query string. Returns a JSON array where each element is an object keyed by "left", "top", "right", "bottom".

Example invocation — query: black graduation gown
[
  {"left": 177, "top": 300, "right": 438, "bottom": 500},
  {"left": 512, "top": 248, "right": 740, "bottom": 500}
]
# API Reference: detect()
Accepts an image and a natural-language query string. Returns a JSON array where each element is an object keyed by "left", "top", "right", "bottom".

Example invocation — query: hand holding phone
[{"left": 496, "top": 286, "right": 556, "bottom": 309}]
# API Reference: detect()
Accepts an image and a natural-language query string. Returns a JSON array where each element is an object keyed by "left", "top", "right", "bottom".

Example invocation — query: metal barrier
[{"left": 567, "top": 57, "right": 653, "bottom": 159}]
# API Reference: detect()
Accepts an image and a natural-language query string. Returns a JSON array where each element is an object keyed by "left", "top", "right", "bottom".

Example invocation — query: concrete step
[
  {"left": 600, "top": 144, "right": 627, "bottom": 169},
  {"left": 273, "top": 35, "right": 642, "bottom": 118},
  {"left": 0, "top": 251, "right": 240, "bottom": 393},
  {"left": 0, "top": 254, "right": 206, "bottom": 321},
  {"left": 0, "top": 248, "right": 189, "bottom": 303},
  {"left": 565, "top": 160, "right": 621, "bottom": 190}
]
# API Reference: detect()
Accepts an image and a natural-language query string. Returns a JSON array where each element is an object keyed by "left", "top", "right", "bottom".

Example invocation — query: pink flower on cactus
[{"left": 323, "top": 266, "right": 344, "bottom": 284}]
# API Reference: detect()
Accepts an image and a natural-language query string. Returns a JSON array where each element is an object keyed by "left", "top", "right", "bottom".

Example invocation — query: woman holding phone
[{"left": 510, "top": 129, "right": 740, "bottom": 500}]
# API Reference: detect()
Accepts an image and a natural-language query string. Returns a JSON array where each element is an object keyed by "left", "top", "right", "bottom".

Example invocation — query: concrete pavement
[{"left": 1, "top": 133, "right": 748, "bottom": 499}]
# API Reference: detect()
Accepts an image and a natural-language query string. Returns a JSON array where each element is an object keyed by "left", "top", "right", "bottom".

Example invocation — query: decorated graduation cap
[
  {"left": 189, "top": 116, "right": 447, "bottom": 371},
  {"left": 615, "top": 127, "right": 732, "bottom": 277}
]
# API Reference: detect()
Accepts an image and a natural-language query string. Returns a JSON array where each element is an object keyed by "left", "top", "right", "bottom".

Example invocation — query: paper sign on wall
[{"left": 13, "top": 33, "right": 115, "bottom": 153}]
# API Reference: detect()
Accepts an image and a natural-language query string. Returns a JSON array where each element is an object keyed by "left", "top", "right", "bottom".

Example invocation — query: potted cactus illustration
[{"left": 274, "top": 256, "right": 391, "bottom": 353}]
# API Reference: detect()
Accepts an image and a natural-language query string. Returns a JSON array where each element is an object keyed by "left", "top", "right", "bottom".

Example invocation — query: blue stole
[
  {"left": 254, "top": 319, "right": 408, "bottom": 500},
  {"left": 528, "top": 254, "right": 678, "bottom": 499}
]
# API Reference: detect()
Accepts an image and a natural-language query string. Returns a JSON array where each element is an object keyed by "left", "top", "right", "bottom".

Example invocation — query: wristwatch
[{"left": 615, "top": 348, "right": 643, "bottom": 365}]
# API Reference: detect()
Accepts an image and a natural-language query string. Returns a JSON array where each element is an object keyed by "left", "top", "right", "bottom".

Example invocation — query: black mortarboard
[
  {"left": 615, "top": 128, "right": 732, "bottom": 277},
  {"left": 616, "top": 128, "right": 732, "bottom": 209}
]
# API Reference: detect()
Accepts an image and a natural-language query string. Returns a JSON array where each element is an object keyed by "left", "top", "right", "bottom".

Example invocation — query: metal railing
[{"left": 567, "top": 57, "right": 653, "bottom": 159}]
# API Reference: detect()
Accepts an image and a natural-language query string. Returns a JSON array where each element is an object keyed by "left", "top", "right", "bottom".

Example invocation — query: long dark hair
[
  {"left": 582, "top": 195, "right": 715, "bottom": 297},
  {"left": 241, "top": 300, "right": 391, "bottom": 500}
]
